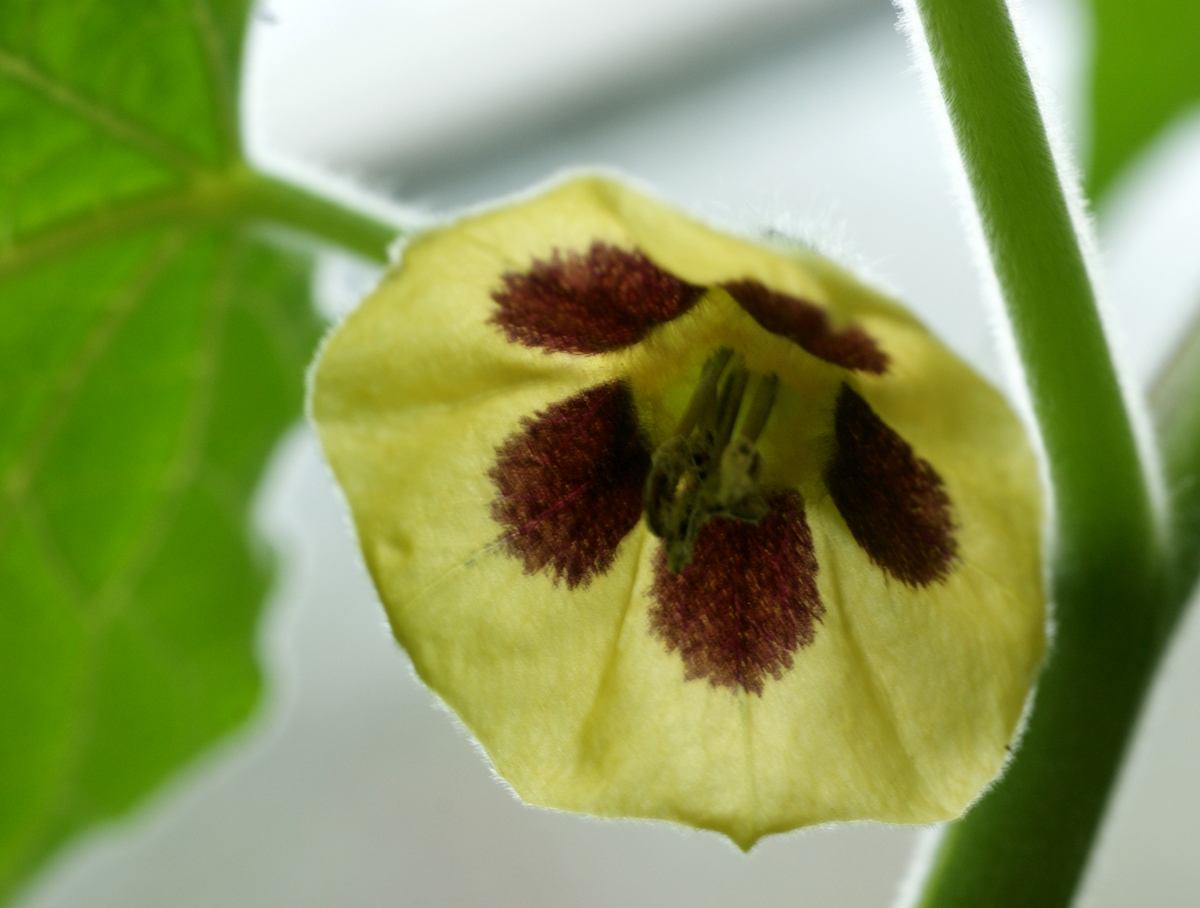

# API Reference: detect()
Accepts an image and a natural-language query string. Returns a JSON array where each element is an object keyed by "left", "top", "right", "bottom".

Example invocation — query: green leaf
[
  {"left": 1089, "top": 0, "right": 1200, "bottom": 198},
  {"left": 0, "top": 1, "right": 393, "bottom": 899},
  {"left": 0, "top": 228, "right": 322, "bottom": 894}
]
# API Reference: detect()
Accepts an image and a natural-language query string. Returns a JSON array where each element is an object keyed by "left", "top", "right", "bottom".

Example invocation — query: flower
[{"left": 309, "top": 175, "right": 1045, "bottom": 848}]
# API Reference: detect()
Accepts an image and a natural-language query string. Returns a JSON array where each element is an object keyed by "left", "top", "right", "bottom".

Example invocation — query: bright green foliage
[
  {"left": 0, "top": 0, "right": 242, "bottom": 243},
  {"left": 1089, "top": 0, "right": 1200, "bottom": 198},
  {"left": 0, "top": 1, "right": 330, "bottom": 900}
]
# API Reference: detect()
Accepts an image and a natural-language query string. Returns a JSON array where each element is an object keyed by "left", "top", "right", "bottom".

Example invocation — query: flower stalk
[{"left": 901, "top": 0, "right": 1172, "bottom": 905}]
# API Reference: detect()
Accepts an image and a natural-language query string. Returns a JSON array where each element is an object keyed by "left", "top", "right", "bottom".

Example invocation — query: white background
[{"left": 17, "top": 0, "right": 1200, "bottom": 904}]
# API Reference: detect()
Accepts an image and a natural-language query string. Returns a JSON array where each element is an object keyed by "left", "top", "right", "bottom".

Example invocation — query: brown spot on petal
[
  {"left": 723, "top": 279, "right": 889, "bottom": 373},
  {"left": 490, "top": 382, "right": 651, "bottom": 588},
  {"left": 825, "top": 384, "right": 957, "bottom": 585},
  {"left": 492, "top": 242, "right": 704, "bottom": 354},
  {"left": 649, "top": 491, "right": 823, "bottom": 695}
]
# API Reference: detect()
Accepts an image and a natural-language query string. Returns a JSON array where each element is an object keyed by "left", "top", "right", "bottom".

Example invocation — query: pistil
[{"left": 644, "top": 348, "right": 780, "bottom": 572}]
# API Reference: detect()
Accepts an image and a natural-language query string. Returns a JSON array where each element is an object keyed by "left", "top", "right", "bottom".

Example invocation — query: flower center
[{"left": 643, "top": 346, "right": 781, "bottom": 573}]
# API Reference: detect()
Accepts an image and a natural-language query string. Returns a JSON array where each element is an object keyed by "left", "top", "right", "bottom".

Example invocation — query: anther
[
  {"left": 675, "top": 347, "right": 733, "bottom": 438},
  {"left": 712, "top": 359, "right": 749, "bottom": 457},
  {"left": 643, "top": 351, "right": 781, "bottom": 573},
  {"left": 644, "top": 435, "right": 690, "bottom": 539},
  {"left": 740, "top": 373, "right": 778, "bottom": 443}
]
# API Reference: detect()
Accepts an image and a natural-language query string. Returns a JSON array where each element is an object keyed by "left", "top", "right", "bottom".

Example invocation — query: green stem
[
  {"left": 0, "top": 166, "right": 399, "bottom": 280},
  {"left": 1152, "top": 307, "right": 1200, "bottom": 621},
  {"left": 904, "top": 1, "right": 1169, "bottom": 905},
  {"left": 233, "top": 168, "right": 400, "bottom": 264}
]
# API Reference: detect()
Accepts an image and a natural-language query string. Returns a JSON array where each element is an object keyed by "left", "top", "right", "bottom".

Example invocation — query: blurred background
[{"left": 14, "top": 0, "right": 1200, "bottom": 904}]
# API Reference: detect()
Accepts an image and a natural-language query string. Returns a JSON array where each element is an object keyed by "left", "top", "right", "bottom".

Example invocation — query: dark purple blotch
[
  {"left": 491, "top": 242, "right": 705, "bottom": 355},
  {"left": 825, "top": 384, "right": 957, "bottom": 585},
  {"left": 649, "top": 491, "right": 824, "bottom": 695},
  {"left": 723, "top": 279, "right": 889, "bottom": 374},
  {"left": 489, "top": 381, "right": 650, "bottom": 588}
]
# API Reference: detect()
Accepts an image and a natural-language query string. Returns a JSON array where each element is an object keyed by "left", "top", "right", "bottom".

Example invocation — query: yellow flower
[{"left": 309, "top": 176, "right": 1045, "bottom": 849}]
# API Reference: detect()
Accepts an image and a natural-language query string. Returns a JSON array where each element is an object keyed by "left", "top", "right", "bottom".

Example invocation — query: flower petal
[{"left": 309, "top": 175, "right": 1045, "bottom": 849}]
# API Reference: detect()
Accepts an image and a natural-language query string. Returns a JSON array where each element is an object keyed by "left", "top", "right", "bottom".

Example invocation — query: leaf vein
[
  {"left": 0, "top": 48, "right": 206, "bottom": 176},
  {"left": 0, "top": 231, "right": 190, "bottom": 556},
  {"left": 189, "top": 0, "right": 240, "bottom": 158},
  {"left": 11, "top": 497, "right": 90, "bottom": 613},
  {"left": 96, "top": 231, "right": 240, "bottom": 623}
]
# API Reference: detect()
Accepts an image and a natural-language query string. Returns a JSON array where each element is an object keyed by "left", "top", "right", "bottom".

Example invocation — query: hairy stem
[
  {"left": 1152, "top": 304, "right": 1200, "bottom": 620},
  {"left": 0, "top": 166, "right": 399, "bottom": 280},
  {"left": 901, "top": 0, "right": 1169, "bottom": 905}
]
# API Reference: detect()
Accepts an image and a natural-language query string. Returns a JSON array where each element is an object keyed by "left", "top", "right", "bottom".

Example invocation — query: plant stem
[
  {"left": 0, "top": 166, "right": 399, "bottom": 280},
  {"left": 1152, "top": 306, "right": 1200, "bottom": 621},
  {"left": 232, "top": 168, "right": 400, "bottom": 264},
  {"left": 901, "top": 0, "right": 1169, "bottom": 905}
]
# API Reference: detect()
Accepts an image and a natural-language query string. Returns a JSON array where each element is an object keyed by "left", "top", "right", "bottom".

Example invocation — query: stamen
[
  {"left": 717, "top": 439, "right": 768, "bottom": 523},
  {"left": 740, "top": 373, "right": 778, "bottom": 443},
  {"left": 675, "top": 347, "right": 733, "bottom": 437},
  {"left": 643, "top": 352, "right": 781, "bottom": 572},
  {"left": 643, "top": 435, "right": 690, "bottom": 540},
  {"left": 712, "top": 359, "right": 749, "bottom": 458}
]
